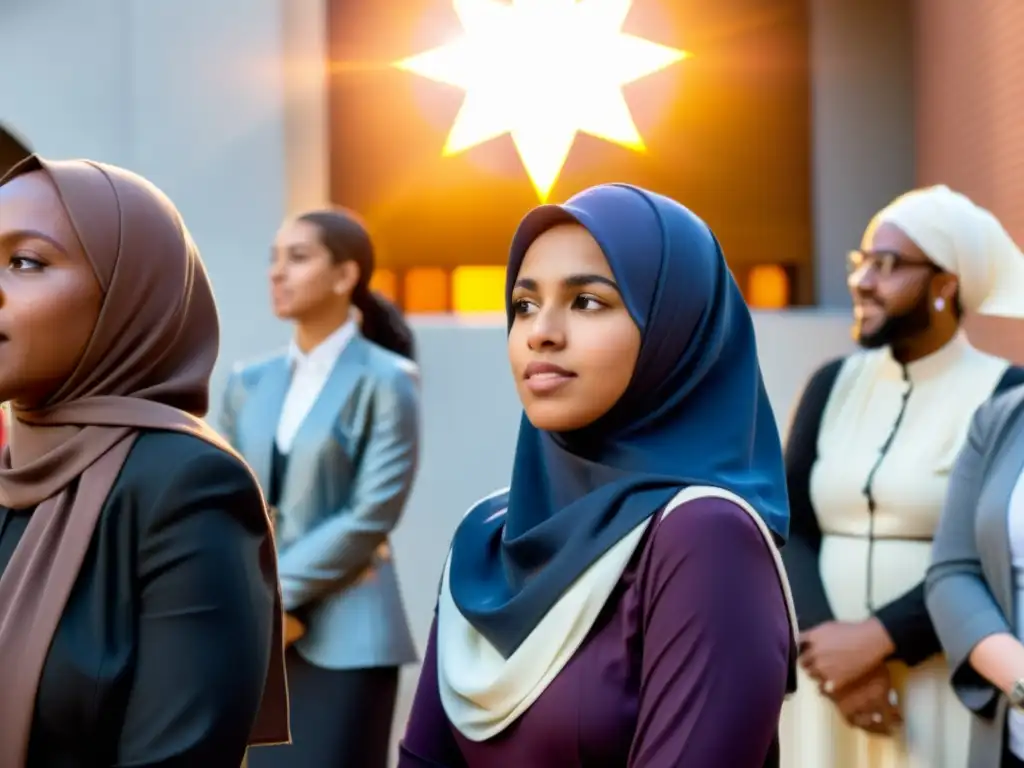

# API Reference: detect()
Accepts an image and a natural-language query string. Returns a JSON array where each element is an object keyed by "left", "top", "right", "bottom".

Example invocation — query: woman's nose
[{"left": 526, "top": 309, "right": 567, "bottom": 350}]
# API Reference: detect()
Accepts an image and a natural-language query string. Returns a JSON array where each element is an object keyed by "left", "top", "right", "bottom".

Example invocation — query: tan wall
[{"left": 914, "top": 0, "right": 1024, "bottom": 363}]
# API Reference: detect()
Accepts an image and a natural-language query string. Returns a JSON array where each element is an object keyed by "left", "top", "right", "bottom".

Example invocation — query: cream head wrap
[{"left": 869, "top": 185, "right": 1024, "bottom": 318}]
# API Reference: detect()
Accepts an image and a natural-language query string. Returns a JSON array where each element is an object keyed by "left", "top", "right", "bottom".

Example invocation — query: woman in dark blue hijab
[{"left": 400, "top": 184, "right": 797, "bottom": 768}]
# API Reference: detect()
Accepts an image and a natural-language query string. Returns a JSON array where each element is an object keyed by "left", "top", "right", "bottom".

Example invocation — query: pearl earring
[{"left": 934, "top": 297, "right": 946, "bottom": 312}]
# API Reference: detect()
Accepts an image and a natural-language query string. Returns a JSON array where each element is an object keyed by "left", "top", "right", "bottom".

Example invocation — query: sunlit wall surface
[
  {"left": 327, "top": 0, "right": 813, "bottom": 313},
  {"left": 913, "top": 0, "right": 1024, "bottom": 365}
]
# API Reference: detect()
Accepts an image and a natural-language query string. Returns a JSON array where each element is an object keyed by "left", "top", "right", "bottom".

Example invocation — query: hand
[
  {"left": 284, "top": 613, "right": 305, "bottom": 646},
  {"left": 832, "top": 664, "right": 902, "bottom": 736},
  {"left": 799, "top": 618, "right": 895, "bottom": 693}
]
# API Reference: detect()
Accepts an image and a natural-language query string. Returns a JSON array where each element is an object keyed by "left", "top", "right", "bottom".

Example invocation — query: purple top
[{"left": 399, "top": 497, "right": 792, "bottom": 767}]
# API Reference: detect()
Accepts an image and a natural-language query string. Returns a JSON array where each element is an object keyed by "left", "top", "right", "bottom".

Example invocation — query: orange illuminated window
[
  {"left": 404, "top": 268, "right": 450, "bottom": 313},
  {"left": 452, "top": 266, "right": 506, "bottom": 313},
  {"left": 747, "top": 265, "right": 790, "bottom": 309},
  {"left": 369, "top": 269, "right": 398, "bottom": 302}
]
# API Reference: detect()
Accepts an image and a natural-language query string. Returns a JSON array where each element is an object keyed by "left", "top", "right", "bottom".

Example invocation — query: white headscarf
[{"left": 870, "top": 185, "right": 1024, "bottom": 318}]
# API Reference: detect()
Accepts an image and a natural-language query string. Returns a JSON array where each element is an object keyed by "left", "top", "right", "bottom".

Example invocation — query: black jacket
[{"left": 0, "top": 431, "right": 275, "bottom": 767}]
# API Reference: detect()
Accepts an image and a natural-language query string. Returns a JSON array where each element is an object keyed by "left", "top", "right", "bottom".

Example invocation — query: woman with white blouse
[{"left": 928, "top": 383, "right": 1024, "bottom": 768}]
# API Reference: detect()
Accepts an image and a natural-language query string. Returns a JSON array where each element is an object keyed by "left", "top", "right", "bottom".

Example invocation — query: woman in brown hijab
[{"left": 0, "top": 156, "right": 289, "bottom": 767}]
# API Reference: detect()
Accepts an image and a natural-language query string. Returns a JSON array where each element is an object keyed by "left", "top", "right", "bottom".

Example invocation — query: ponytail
[
  {"left": 354, "top": 289, "right": 416, "bottom": 362},
  {"left": 293, "top": 207, "right": 415, "bottom": 361}
]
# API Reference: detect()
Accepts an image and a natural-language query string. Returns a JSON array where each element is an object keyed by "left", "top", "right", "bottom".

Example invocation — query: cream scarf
[{"left": 436, "top": 485, "right": 798, "bottom": 741}]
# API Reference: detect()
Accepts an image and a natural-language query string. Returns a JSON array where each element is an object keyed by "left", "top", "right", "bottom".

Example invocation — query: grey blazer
[
  {"left": 221, "top": 333, "right": 420, "bottom": 670},
  {"left": 926, "top": 384, "right": 1024, "bottom": 768}
]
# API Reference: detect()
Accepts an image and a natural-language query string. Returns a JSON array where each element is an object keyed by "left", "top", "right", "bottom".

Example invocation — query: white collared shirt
[{"left": 275, "top": 318, "right": 356, "bottom": 453}]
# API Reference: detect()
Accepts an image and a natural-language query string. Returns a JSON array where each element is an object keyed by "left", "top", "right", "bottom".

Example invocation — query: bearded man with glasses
[{"left": 778, "top": 186, "right": 1024, "bottom": 768}]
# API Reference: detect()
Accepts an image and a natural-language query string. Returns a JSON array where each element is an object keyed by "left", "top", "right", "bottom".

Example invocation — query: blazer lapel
[
  {"left": 242, "top": 357, "right": 292, "bottom": 493},
  {"left": 978, "top": 408, "right": 1024, "bottom": 619},
  {"left": 278, "top": 336, "right": 369, "bottom": 514}
]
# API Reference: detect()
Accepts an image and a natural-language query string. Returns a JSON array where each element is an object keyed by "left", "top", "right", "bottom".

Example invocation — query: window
[
  {"left": 369, "top": 268, "right": 398, "bottom": 302},
  {"left": 746, "top": 265, "right": 791, "bottom": 309},
  {"left": 403, "top": 267, "right": 450, "bottom": 313},
  {"left": 451, "top": 266, "right": 505, "bottom": 313},
  {"left": 327, "top": 0, "right": 814, "bottom": 312}
]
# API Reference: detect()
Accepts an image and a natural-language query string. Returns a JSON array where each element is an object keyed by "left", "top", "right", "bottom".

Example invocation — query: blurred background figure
[
  {"left": 223, "top": 208, "right": 420, "bottom": 768},
  {"left": 780, "top": 187, "right": 1024, "bottom": 768},
  {"left": 927, "top": 385, "right": 1024, "bottom": 768}
]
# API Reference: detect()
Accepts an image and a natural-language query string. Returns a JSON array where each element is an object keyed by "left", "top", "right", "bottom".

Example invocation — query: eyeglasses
[{"left": 846, "top": 250, "right": 936, "bottom": 279}]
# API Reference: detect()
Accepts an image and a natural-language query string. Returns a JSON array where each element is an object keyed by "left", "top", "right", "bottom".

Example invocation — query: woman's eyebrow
[
  {"left": 0, "top": 228, "right": 69, "bottom": 255},
  {"left": 513, "top": 273, "right": 620, "bottom": 293},
  {"left": 562, "top": 273, "right": 619, "bottom": 292}
]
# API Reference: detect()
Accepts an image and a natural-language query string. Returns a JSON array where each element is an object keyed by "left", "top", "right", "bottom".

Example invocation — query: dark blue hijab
[{"left": 448, "top": 184, "right": 789, "bottom": 658}]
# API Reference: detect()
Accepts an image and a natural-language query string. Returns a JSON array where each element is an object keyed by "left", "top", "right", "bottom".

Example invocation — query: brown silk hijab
[{"left": 0, "top": 156, "right": 289, "bottom": 764}]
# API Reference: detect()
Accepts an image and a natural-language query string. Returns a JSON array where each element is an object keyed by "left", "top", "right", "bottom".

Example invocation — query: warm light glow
[
  {"left": 452, "top": 265, "right": 506, "bottom": 313},
  {"left": 394, "top": 0, "right": 686, "bottom": 201},
  {"left": 747, "top": 265, "right": 790, "bottom": 309},
  {"left": 369, "top": 268, "right": 399, "bottom": 302},
  {"left": 405, "top": 267, "right": 451, "bottom": 313}
]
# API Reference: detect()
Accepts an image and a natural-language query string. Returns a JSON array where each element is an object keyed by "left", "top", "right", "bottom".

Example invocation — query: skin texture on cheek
[
  {"left": 508, "top": 224, "right": 640, "bottom": 433},
  {"left": 0, "top": 172, "right": 103, "bottom": 408},
  {"left": 269, "top": 219, "right": 356, "bottom": 323},
  {"left": 850, "top": 223, "right": 938, "bottom": 347},
  {"left": 849, "top": 220, "right": 963, "bottom": 361},
  {"left": 270, "top": 219, "right": 335, "bottom": 320}
]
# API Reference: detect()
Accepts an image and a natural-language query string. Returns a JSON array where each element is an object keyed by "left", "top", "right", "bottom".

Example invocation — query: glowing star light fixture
[{"left": 394, "top": 0, "right": 687, "bottom": 201}]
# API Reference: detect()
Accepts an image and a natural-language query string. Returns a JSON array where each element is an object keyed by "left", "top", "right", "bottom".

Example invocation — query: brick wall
[{"left": 914, "top": 0, "right": 1024, "bottom": 362}]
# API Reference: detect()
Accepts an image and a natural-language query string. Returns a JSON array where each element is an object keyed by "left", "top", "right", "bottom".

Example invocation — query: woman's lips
[{"left": 523, "top": 361, "right": 576, "bottom": 394}]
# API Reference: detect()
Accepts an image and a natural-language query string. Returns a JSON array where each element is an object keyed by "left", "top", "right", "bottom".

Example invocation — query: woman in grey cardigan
[{"left": 927, "top": 383, "right": 1024, "bottom": 768}]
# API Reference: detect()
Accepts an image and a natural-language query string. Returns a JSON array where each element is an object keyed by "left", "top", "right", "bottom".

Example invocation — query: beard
[{"left": 853, "top": 285, "right": 932, "bottom": 350}]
